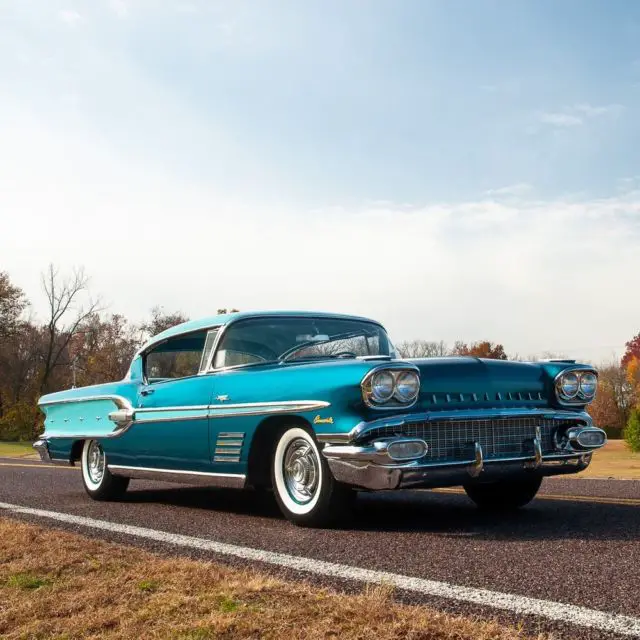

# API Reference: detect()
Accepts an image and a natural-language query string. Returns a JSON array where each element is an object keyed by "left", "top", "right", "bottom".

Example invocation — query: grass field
[
  {"left": 0, "top": 518, "right": 541, "bottom": 640},
  {"left": 0, "top": 441, "right": 35, "bottom": 458},
  {"left": 578, "top": 439, "right": 640, "bottom": 479}
]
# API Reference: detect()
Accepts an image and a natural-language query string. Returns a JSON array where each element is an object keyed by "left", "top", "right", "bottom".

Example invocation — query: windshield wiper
[
  {"left": 281, "top": 353, "right": 358, "bottom": 363},
  {"left": 279, "top": 331, "right": 365, "bottom": 363}
]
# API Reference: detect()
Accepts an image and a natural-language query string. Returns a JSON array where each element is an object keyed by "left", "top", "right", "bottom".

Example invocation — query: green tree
[{"left": 624, "top": 408, "right": 640, "bottom": 453}]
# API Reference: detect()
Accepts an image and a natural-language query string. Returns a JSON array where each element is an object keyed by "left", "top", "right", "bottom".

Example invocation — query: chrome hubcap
[
  {"left": 283, "top": 437, "right": 319, "bottom": 504},
  {"left": 87, "top": 440, "right": 105, "bottom": 485}
]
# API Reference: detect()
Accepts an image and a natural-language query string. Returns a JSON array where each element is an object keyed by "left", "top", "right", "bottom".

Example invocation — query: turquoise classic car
[{"left": 35, "top": 310, "right": 606, "bottom": 526}]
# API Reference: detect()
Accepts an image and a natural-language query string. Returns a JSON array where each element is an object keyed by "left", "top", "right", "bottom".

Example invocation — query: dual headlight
[
  {"left": 362, "top": 367, "right": 420, "bottom": 407},
  {"left": 555, "top": 369, "right": 598, "bottom": 404}
]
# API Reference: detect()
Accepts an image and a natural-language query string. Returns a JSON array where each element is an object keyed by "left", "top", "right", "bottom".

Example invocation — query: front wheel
[
  {"left": 81, "top": 439, "right": 129, "bottom": 501},
  {"left": 463, "top": 476, "right": 542, "bottom": 511},
  {"left": 271, "top": 426, "right": 354, "bottom": 527}
]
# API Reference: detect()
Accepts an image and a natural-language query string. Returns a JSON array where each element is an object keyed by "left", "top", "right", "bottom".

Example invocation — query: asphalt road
[{"left": 2, "top": 457, "right": 639, "bottom": 639}]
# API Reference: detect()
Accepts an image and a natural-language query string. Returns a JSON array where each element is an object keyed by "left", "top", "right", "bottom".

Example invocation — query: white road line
[{"left": 1, "top": 501, "right": 639, "bottom": 637}]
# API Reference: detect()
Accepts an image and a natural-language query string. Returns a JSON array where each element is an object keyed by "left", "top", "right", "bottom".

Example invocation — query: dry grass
[
  {"left": 0, "top": 441, "right": 36, "bottom": 458},
  {"left": 575, "top": 439, "right": 640, "bottom": 479},
  {"left": 0, "top": 518, "right": 546, "bottom": 640}
]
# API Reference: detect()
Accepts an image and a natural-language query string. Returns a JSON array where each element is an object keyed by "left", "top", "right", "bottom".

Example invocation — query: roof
[{"left": 139, "top": 310, "right": 382, "bottom": 353}]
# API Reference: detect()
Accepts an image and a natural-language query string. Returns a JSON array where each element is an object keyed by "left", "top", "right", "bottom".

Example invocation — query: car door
[{"left": 130, "top": 330, "right": 216, "bottom": 472}]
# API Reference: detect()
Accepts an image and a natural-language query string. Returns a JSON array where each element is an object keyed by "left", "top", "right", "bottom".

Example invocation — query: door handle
[{"left": 140, "top": 388, "right": 155, "bottom": 396}]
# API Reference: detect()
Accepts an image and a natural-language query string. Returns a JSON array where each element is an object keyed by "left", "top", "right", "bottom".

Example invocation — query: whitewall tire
[
  {"left": 271, "top": 426, "right": 354, "bottom": 527},
  {"left": 81, "top": 439, "right": 129, "bottom": 501}
]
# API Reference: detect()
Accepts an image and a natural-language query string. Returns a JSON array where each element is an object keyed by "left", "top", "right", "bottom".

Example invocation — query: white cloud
[
  {"left": 108, "top": 0, "right": 128, "bottom": 19},
  {"left": 0, "top": 101, "right": 638, "bottom": 364},
  {"left": 574, "top": 103, "right": 624, "bottom": 117},
  {"left": 537, "top": 103, "right": 624, "bottom": 128},
  {"left": 58, "top": 9, "right": 83, "bottom": 26},
  {"left": 538, "top": 112, "right": 584, "bottom": 127},
  {"left": 484, "top": 183, "right": 533, "bottom": 197}
]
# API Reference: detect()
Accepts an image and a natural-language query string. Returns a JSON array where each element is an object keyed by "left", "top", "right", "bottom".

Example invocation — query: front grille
[{"left": 362, "top": 417, "right": 565, "bottom": 462}]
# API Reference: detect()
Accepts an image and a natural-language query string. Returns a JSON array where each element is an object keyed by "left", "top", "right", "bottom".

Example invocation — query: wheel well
[
  {"left": 70, "top": 440, "right": 84, "bottom": 464},
  {"left": 246, "top": 415, "right": 312, "bottom": 489}
]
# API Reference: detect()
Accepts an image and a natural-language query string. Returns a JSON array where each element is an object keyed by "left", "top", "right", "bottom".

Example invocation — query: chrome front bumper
[{"left": 322, "top": 425, "right": 606, "bottom": 491}]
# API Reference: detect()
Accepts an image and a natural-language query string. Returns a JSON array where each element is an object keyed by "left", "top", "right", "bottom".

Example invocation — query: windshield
[{"left": 213, "top": 317, "right": 395, "bottom": 368}]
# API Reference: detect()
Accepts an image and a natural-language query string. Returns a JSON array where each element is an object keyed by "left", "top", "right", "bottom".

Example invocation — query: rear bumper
[{"left": 32, "top": 439, "right": 51, "bottom": 462}]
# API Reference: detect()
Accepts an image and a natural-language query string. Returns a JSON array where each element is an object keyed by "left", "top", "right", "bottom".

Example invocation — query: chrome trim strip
[
  {"left": 108, "top": 465, "right": 246, "bottom": 488},
  {"left": 134, "top": 413, "right": 208, "bottom": 424},
  {"left": 39, "top": 394, "right": 133, "bottom": 409},
  {"left": 208, "top": 400, "right": 330, "bottom": 419},
  {"left": 41, "top": 399, "right": 330, "bottom": 438},
  {"left": 136, "top": 405, "right": 210, "bottom": 413}
]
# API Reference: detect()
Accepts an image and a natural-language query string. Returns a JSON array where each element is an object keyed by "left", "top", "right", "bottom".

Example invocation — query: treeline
[
  {"left": 1, "top": 267, "right": 640, "bottom": 447},
  {"left": 0, "top": 267, "right": 211, "bottom": 441}
]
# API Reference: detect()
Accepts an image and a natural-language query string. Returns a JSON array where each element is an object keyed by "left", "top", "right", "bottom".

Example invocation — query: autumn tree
[
  {"left": 451, "top": 340, "right": 508, "bottom": 360},
  {"left": 622, "top": 333, "right": 640, "bottom": 369},
  {"left": 70, "top": 313, "right": 142, "bottom": 387},
  {"left": 587, "top": 363, "right": 635, "bottom": 436}
]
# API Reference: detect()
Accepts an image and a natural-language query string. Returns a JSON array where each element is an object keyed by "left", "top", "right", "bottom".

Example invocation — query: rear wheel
[
  {"left": 81, "top": 439, "right": 129, "bottom": 501},
  {"left": 463, "top": 476, "right": 542, "bottom": 511},
  {"left": 271, "top": 426, "right": 354, "bottom": 527}
]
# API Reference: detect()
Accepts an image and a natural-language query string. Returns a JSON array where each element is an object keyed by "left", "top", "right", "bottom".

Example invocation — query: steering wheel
[{"left": 332, "top": 351, "right": 358, "bottom": 358}]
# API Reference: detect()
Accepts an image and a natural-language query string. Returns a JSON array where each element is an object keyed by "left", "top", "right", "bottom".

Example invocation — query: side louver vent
[{"left": 214, "top": 432, "right": 245, "bottom": 463}]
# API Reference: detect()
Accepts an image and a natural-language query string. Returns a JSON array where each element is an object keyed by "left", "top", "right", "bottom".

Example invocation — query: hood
[{"left": 408, "top": 357, "right": 553, "bottom": 412}]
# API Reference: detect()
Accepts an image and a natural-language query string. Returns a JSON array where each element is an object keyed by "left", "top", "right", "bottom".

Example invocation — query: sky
[{"left": 1, "top": 0, "right": 639, "bottom": 363}]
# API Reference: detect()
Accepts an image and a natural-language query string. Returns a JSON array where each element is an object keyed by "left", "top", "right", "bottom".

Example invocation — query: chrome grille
[{"left": 362, "top": 417, "right": 561, "bottom": 462}]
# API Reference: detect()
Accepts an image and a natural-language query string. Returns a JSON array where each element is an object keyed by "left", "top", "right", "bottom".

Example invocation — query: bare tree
[
  {"left": 139, "top": 306, "right": 189, "bottom": 340},
  {"left": 39, "top": 265, "right": 101, "bottom": 394},
  {"left": 396, "top": 340, "right": 449, "bottom": 358}
]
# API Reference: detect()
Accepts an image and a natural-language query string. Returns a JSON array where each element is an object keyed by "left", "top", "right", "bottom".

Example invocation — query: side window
[
  {"left": 145, "top": 331, "right": 207, "bottom": 383},
  {"left": 214, "top": 349, "right": 266, "bottom": 369},
  {"left": 198, "top": 329, "right": 219, "bottom": 372}
]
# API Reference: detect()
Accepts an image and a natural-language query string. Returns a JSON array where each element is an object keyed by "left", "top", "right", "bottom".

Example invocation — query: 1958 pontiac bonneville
[{"left": 35, "top": 311, "right": 606, "bottom": 526}]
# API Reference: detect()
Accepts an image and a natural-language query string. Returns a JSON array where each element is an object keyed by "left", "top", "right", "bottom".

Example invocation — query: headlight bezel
[
  {"left": 578, "top": 372, "right": 598, "bottom": 400},
  {"left": 370, "top": 370, "right": 395, "bottom": 404},
  {"left": 361, "top": 365, "right": 421, "bottom": 409},
  {"left": 554, "top": 367, "right": 598, "bottom": 405}
]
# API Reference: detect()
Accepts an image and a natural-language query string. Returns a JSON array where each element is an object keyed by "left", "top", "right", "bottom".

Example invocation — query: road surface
[{"left": 1, "top": 457, "right": 639, "bottom": 639}]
